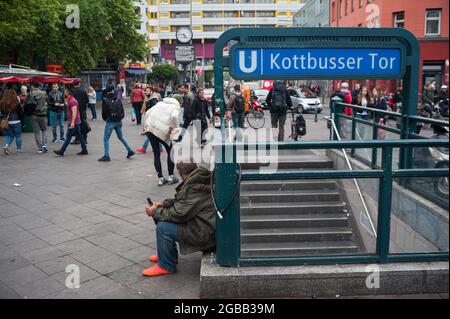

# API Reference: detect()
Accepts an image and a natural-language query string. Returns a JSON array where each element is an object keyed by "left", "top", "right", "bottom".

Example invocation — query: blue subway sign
[{"left": 230, "top": 47, "right": 404, "bottom": 80}]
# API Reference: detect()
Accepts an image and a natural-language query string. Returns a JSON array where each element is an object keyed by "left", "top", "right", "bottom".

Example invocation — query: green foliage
[
  {"left": 150, "top": 64, "right": 179, "bottom": 83},
  {"left": 0, "top": 0, "right": 147, "bottom": 74}
]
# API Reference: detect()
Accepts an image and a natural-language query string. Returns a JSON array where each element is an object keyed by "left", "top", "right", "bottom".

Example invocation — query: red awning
[
  {"left": 0, "top": 76, "right": 80, "bottom": 84},
  {"left": 0, "top": 76, "right": 30, "bottom": 82}
]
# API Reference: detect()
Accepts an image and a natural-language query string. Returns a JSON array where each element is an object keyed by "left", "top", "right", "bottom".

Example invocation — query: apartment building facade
[
  {"left": 329, "top": 0, "right": 449, "bottom": 93},
  {"left": 144, "top": 0, "right": 304, "bottom": 70},
  {"left": 293, "top": 0, "right": 329, "bottom": 27}
]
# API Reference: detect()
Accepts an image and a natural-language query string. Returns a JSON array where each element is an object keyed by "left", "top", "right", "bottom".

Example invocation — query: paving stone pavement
[{"left": 0, "top": 101, "right": 204, "bottom": 299}]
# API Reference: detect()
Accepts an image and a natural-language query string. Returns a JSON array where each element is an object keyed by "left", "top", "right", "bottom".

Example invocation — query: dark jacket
[
  {"left": 73, "top": 87, "right": 89, "bottom": 119},
  {"left": 266, "top": 86, "right": 293, "bottom": 113},
  {"left": 30, "top": 89, "right": 48, "bottom": 116},
  {"left": 2, "top": 102, "right": 24, "bottom": 122},
  {"left": 182, "top": 91, "right": 195, "bottom": 121},
  {"left": 192, "top": 96, "right": 211, "bottom": 121},
  {"left": 152, "top": 167, "right": 216, "bottom": 255},
  {"left": 101, "top": 94, "right": 122, "bottom": 122},
  {"left": 47, "top": 90, "right": 65, "bottom": 112}
]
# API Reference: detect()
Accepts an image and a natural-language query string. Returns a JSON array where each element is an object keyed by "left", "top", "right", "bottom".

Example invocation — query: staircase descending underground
[{"left": 239, "top": 150, "right": 362, "bottom": 258}]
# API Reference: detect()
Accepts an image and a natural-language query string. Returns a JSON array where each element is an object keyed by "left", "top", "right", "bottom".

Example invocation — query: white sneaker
[
  {"left": 37, "top": 149, "right": 43, "bottom": 154},
  {"left": 158, "top": 177, "right": 168, "bottom": 186},
  {"left": 168, "top": 175, "right": 179, "bottom": 184},
  {"left": 42, "top": 146, "right": 49, "bottom": 153},
  {"left": 3, "top": 145, "right": 9, "bottom": 155}
]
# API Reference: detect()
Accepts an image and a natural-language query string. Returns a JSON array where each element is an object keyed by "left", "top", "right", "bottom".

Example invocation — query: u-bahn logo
[{"left": 232, "top": 47, "right": 403, "bottom": 79}]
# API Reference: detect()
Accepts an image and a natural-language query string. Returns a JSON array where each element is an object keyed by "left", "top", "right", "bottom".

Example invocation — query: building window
[
  {"left": 171, "top": 12, "right": 190, "bottom": 18},
  {"left": 204, "top": 11, "right": 222, "bottom": 18},
  {"left": 224, "top": 11, "right": 239, "bottom": 17},
  {"left": 203, "top": 25, "right": 223, "bottom": 32},
  {"left": 425, "top": 9, "right": 441, "bottom": 36},
  {"left": 256, "top": 11, "right": 275, "bottom": 17},
  {"left": 315, "top": 0, "right": 324, "bottom": 15},
  {"left": 331, "top": 1, "right": 336, "bottom": 21},
  {"left": 339, "top": 0, "right": 343, "bottom": 18},
  {"left": 345, "top": 0, "right": 348, "bottom": 15},
  {"left": 393, "top": 12, "right": 405, "bottom": 28},
  {"left": 241, "top": 11, "right": 255, "bottom": 17},
  {"left": 351, "top": 0, "right": 354, "bottom": 12},
  {"left": 359, "top": 0, "right": 363, "bottom": 8}
]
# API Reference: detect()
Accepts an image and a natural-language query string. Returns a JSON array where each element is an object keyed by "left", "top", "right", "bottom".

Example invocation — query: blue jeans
[
  {"left": 232, "top": 112, "right": 244, "bottom": 140},
  {"left": 103, "top": 121, "right": 132, "bottom": 156},
  {"left": 51, "top": 111, "right": 65, "bottom": 140},
  {"left": 60, "top": 124, "right": 87, "bottom": 153},
  {"left": 4, "top": 122, "right": 22, "bottom": 150},
  {"left": 156, "top": 221, "right": 179, "bottom": 272},
  {"left": 88, "top": 103, "right": 97, "bottom": 120},
  {"left": 142, "top": 136, "right": 149, "bottom": 150}
]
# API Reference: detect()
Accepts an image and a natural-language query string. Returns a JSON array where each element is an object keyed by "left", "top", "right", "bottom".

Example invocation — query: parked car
[{"left": 287, "top": 88, "right": 323, "bottom": 114}]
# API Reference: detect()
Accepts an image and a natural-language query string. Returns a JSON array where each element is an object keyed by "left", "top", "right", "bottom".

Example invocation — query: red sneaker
[
  {"left": 142, "top": 264, "right": 175, "bottom": 277},
  {"left": 136, "top": 148, "right": 146, "bottom": 154}
]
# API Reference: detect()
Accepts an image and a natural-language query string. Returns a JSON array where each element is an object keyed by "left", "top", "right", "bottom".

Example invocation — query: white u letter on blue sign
[{"left": 239, "top": 50, "right": 258, "bottom": 73}]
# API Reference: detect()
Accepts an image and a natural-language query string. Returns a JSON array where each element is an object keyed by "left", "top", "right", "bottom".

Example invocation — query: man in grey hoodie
[{"left": 29, "top": 82, "right": 48, "bottom": 154}]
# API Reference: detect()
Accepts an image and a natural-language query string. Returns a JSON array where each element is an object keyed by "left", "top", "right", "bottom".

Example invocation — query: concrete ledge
[{"left": 200, "top": 256, "right": 449, "bottom": 298}]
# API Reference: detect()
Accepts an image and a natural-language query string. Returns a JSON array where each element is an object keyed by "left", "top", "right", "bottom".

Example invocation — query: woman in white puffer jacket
[{"left": 143, "top": 96, "right": 182, "bottom": 186}]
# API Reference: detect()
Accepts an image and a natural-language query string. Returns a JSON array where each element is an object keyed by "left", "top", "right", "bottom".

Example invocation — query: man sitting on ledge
[{"left": 143, "top": 161, "right": 216, "bottom": 277}]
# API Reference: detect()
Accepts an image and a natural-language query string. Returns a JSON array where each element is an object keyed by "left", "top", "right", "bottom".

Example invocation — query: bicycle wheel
[{"left": 247, "top": 110, "right": 265, "bottom": 129}]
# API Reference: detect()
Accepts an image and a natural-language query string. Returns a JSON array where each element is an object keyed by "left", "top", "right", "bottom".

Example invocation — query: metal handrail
[{"left": 325, "top": 115, "right": 377, "bottom": 238}]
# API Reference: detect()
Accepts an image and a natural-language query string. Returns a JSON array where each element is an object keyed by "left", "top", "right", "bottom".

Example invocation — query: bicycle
[{"left": 244, "top": 97, "right": 265, "bottom": 129}]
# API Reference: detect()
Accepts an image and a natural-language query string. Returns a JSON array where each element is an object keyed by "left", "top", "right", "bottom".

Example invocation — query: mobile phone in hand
[{"left": 147, "top": 198, "right": 153, "bottom": 206}]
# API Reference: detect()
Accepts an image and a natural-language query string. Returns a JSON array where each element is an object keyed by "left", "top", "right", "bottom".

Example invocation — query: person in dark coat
[{"left": 71, "top": 79, "right": 90, "bottom": 144}]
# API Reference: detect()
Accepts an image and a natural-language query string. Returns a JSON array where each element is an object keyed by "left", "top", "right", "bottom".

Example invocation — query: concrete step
[
  {"left": 241, "top": 190, "right": 341, "bottom": 203},
  {"left": 241, "top": 213, "right": 349, "bottom": 229},
  {"left": 241, "top": 227, "right": 354, "bottom": 243},
  {"left": 240, "top": 155, "right": 334, "bottom": 170},
  {"left": 240, "top": 241, "right": 359, "bottom": 258},
  {"left": 240, "top": 201, "right": 346, "bottom": 215},
  {"left": 240, "top": 180, "right": 338, "bottom": 192}
]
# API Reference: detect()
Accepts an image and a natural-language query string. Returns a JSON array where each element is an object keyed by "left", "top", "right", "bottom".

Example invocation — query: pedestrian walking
[
  {"left": 130, "top": 83, "right": 145, "bottom": 125},
  {"left": 1, "top": 89, "right": 24, "bottom": 155},
  {"left": 28, "top": 82, "right": 49, "bottom": 153},
  {"left": 142, "top": 95, "right": 182, "bottom": 186},
  {"left": 192, "top": 88, "right": 211, "bottom": 145},
  {"left": 53, "top": 88, "right": 88, "bottom": 157},
  {"left": 136, "top": 86, "right": 161, "bottom": 154},
  {"left": 98, "top": 85, "right": 135, "bottom": 162},
  {"left": 88, "top": 86, "right": 97, "bottom": 120},
  {"left": 225, "top": 84, "right": 246, "bottom": 141},
  {"left": 71, "top": 79, "right": 90, "bottom": 144},
  {"left": 173, "top": 84, "right": 195, "bottom": 143},
  {"left": 47, "top": 83, "right": 66, "bottom": 143},
  {"left": 266, "top": 81, "right": 292, "bottom": 142}
]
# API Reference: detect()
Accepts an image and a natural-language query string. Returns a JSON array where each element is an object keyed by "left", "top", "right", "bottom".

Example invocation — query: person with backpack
[
  {"left": 266, "top": 81, "right": 293, "bottom": 142},
  {"left": 47, "top": 83, "right": 66, "bottom": 143},
  {"left": 53, "top": 88, "right": 88, "bottom": 157},
  {"left": 1, "top": 89, "right": 24, "bottom": 155},
  {"left": 226, "top": 84, "right": 246, "bottom": 141},
  {"left": 27, "top": 82, "right": 49, "bottom": 154},
  {"left": 98, "top": 85, "right": 135, "bottom": 162}
]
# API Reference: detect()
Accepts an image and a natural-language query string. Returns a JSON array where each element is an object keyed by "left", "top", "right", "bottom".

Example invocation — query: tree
[
  {"left": 0, "top": 0, "right": 147, "bottom": 74},
  {"left": 150, "top": 64, "right": 179, "bottom": 83}
]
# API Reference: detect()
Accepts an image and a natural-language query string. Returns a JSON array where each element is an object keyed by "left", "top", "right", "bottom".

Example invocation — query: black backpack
[
  {"left": 296, "top": 114, "right": 307, "bottom": 136},
  {"left": 271, "top": 82, "right": 287, "bottom": 112},
  {"left": 24, "top": 94, "right": 38, "bottom": 116},
  {"left": 107, "top": 98, "right": 125, "bottom": 121},
  {"left": 234, "top": 94, "right": 245, "bottom": 113}
]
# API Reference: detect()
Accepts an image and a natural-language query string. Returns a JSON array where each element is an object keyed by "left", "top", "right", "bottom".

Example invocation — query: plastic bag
[{"left": 131, "top": 108, "right": 136, "bottom": 122}]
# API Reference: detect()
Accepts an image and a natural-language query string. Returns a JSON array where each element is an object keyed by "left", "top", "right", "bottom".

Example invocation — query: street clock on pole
[{"left": 176, "top": 27, "right": 193, "bottom": 44}]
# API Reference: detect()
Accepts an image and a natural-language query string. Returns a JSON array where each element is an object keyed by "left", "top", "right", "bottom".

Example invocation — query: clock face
[{"left": 176, "top": 27, "right": 193, "bottom": 43}]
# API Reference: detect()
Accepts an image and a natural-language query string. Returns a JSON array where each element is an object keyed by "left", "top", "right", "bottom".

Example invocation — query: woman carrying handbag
[{"left": 1, "top": 89, "right": 24, "bottom": 155}]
